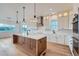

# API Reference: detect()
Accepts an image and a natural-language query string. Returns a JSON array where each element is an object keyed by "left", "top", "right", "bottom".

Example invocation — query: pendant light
[
  {"left": 16, "top": 11, "right": 19, "bottom": 23},
  {"left": 34, "top": 3, "right": 36, "bottom": 18},
  {"left": 22, "top": 6, "right": 26, "bottom": 22}
]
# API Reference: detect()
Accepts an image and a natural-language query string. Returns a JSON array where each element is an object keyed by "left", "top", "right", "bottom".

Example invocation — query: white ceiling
[
  {"left": 0, "top": 3, "right": 73, "bottom": 21},
  {"left": 16, "top": 3, "right": 73, "bottom": 16},
  {"left": 35, "top": 3, "right": 73, "bottom": 16}
]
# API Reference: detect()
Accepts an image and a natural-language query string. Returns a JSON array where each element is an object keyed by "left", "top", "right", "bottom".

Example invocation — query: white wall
[
  {"left": 58, "top": 16, "right": 68, "bottom": 30},
  {"left": 43, "top": 11, "right": 73, "bottom": 31},
  {"left": 0, "top": 4, "right": 16, "bottom": 38},
  {"left": 0, "top": 4, "right": 17, "bottom": 20},
  {"left": 73, "top": 4, "right": 79, "bottom": 14}
]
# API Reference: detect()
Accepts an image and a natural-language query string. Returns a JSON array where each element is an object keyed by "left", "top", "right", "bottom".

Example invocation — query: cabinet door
[
  {"left": 30, "top": 39, "right": 36, "bottom": 54},
  {"left": 18, "top": 36, "right": 24, "bottom": 45},
  {"left": 23, "top": 38, "right": 36, "bottom": 55},
  {"left": 38, "top": 37, "right": 47, "bottom": 55},
  {"left": 24, "top": 38, "right": 31, "bottom": 51},
  {"left": 50, "top": 34, "right": 57, "bottom": 43},
  {"left": 56, "top": 35, "right": 65, "bottom": 45}
]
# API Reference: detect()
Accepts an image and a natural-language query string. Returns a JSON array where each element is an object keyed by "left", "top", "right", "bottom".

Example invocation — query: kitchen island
[{"left": 13, "top": 33, "right": 47, "bottom": 56}]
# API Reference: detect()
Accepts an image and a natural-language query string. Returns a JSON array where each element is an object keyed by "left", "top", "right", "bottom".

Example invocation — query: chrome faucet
[{"left": 26, "top": 29, "right": 30, "bottom": 35}]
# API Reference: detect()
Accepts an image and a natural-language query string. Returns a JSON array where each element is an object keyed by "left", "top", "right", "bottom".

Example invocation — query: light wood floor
[{"left": 0, "top": 38, "right": 72, "bottom": 56}]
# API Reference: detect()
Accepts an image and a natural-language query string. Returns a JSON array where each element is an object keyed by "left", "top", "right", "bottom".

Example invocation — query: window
[
  {"left": 0, "top": 23, "right": 15, "bottom": 32},
  {"left": 50, "top": 20, "right": 58, "bottom": 30}
]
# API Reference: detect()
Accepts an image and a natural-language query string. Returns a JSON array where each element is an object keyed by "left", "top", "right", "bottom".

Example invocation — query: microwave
[{"left": 73, "top": 14, "right": 79, "bottom": 34}]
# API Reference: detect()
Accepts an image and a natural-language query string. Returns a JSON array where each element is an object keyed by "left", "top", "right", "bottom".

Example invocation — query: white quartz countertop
[{"left": 13, "top": 33, "right": 46, "bottom": 40}]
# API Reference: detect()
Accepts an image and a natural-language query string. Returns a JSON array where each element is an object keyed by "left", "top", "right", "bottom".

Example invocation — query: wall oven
[
  {"left": 73, "top": 13, "right": 79, "bottom": 56},
  {"left": 73, "top": 37, "right": 79, "bottom": 55}
]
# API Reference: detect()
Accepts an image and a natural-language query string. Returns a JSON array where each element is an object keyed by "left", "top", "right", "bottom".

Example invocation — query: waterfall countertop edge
[{"left": 13, "top": 33, "right": 47, "bottom": 40}]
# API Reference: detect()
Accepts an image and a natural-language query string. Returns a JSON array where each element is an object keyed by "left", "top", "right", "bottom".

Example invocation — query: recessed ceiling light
[
  {"left": 47, "top": 16, "right": 49, "bottom": 19},
  {"left": 43, "top": 17, "right": 46, "bottom": 19},
  {"left": 49, "top": 8, "right": 53, "bottom": 11},
  {"left": 64, "top": 12, "right": 68, "bottom": 16},
  {"left": 52, "top": 14, "right": 57, "bottom": 17},
  {"left": 52, "top": 12, "right": 56, "bottom": 14},
  {"left": 58, "top": 14, "right": 62, "bottom": 17}
]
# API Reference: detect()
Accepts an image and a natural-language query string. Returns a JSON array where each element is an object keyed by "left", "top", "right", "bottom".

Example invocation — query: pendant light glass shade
[{"left": 16, "top": 11, "right": 19, "bottom": 23}]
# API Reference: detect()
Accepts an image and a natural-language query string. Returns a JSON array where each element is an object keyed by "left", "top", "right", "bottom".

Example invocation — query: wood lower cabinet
[
  {"left": 18, "top": 36, "right": 24, "bottom": 45},
  {"left": 23, "top": 38, "right": 36, "bottom": 55},
  {"left": 13, "top": 35, "right": 18, "bottom": 43},
  {"left": 38, "top": 37, "right": 47, "bottom": 55},
  {"left": 13, "top": 34, "right": 47, "bottom": 56}
]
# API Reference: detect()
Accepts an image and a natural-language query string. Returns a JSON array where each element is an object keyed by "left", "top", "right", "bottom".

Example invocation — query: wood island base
[{"left": 13, "top": 34, "right": 47, "bottom": 56}]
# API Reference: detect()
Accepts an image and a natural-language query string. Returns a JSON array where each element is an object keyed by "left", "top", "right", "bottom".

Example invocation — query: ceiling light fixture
[
  {"left": 44, "top": 16, "right": 46, "bottom": 19},
  {"left": 34, "top": 3, "right": 36, "bottom": 18},
  {"left": 49, "top": 8, "right": 53, "bottom": 11},
  {"left": 58, "top": 14, "right": 62, "bottom": 17},
  {"left": 52, "top": 12, "right": 56, "bottom": 15},
  {"left": 22, "top": 6, "right": 26, "bottom": 22},
  {"left": 63, "top": 12, "right": 68, "bottom": 16},
  {"left": 47, "top": 16, "right": 49, "bottom": 19}
]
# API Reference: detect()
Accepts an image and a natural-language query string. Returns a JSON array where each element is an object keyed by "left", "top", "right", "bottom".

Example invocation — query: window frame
[{"left": 50, "top": 20, "right": 58, "bottom": 30}]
